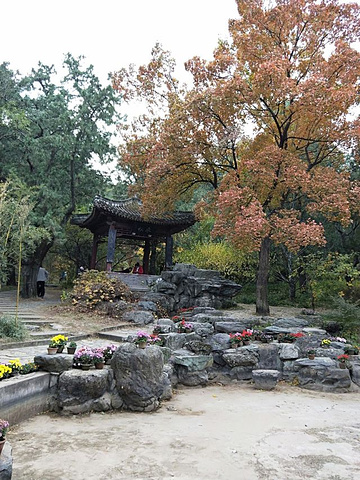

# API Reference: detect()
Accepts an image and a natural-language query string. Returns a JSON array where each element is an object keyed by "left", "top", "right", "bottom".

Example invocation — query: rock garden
[{"left": 1, "top": 263, "right": 360, "bottom": 479}]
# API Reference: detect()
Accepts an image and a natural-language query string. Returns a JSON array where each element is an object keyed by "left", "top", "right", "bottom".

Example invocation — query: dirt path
[{"left": 8, "top": 383, "right": 360, "bottom": 480}]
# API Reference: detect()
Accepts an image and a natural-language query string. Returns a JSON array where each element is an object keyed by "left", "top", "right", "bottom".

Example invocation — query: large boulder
[
  {"left": 122, "top": 310, "right": 155, "bottom": 325},
  {"left": 192, "top": 322, "right": 214, "bottom": 337},
  {"left": 57, "top": 369, "right": 113, "bottom": 414},
  {"left": 112, "top": 343, "right": 167, "bottom": 411},
  {"left": 172, "top": 353, "right": 213, "bottom": 372},
  {"left": 222, "top": 345, "right": 260, "bottom": 368},
  {"left": 209, "top": 333, "right": 231, "bottom": 352},
  {"left": 153, "top": 263, "right": 241, "bottom": 313},
  {"left": 293, "top": 358, "right": 351, "bottom": 392},
  {"left": 273, "top": 317, "right": 309, "bottom": 329},
  {"left": 172, "top": 352, "right": 213, "bottom": 387},
  {"left": 252, "top": 369, "right": 280, "bottom": 390},
  {"left": 214, "top": 322, "right": 248, "bottom": 333},
  {"left": 279, "top": 343, "right": 300, "bottom": 361},
  {"left": 257, "top": 344, "right": 282, "bottom": 370}
]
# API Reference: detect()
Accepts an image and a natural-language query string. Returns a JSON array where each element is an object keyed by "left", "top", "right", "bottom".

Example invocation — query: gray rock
[
  {"left": 160, "top": 370, "right": 173, "bottom": 401},
  {"left": 294, "top": 357, "right": 336, "bottom": 368},
  {"left": 191, "top": 313, "right": 222, "bottom": 324},
  {"left": 222, "top": 346, "right": 259, "bottom": 368},
  {"left": 154, "top": 321, "right": 174, "bottom": 333},
  {"left": 293, "top": 357, "right": 351, "bottom": 392},
  {"left": 176, "top": 366, "right": 209, "bottom": 386},
  {"left": 192, "top": 322, "right": 214, "bottom": 337},
  {"left": 258, "top": 344, "right": 283, "bottom": 370},
  {"left": 252, "top": 369, "right": 280, "bottom": 390},
  {"left": 273, "top": 317, "right": 309, "bottom": 328},
  {"left": 122, "top": 310, "right": 155, "bottom": 325},
  {"left": 112, "top": 343, "right": 166, "bottom": 411},
  {"left": 137, "top": 301, "right": 158, "bottom": 312},
  {"left": 184, "top": 339, "right": 212, "bottom": 355},
  {"left": 58, "top": 369, "right": 112, "bottom": 412},
  {"left": 191, "top": 307, "right": 222, "bottom": 316},
  {"left": 209, "top": 333, "right": 231, "bottom": 351},
  {"left": 350, "top": 365, "right": 360, "bottom": 387},
  {"left": 163, "top": 333, "right": 186, "bottom": 350},
  {"left": 0, "top": 441, "right": 12, "bottom": 480},
  {"left": 264, "top": 326, "right": 303, "bottom": 335},
  {"left": 172, "top": 354, "right": 213, "bottom": 372},
  {"left": 34, "top": 353, "right": 74, "bottom": 373},
  {"left": 214, "top": 322, "right": 248, "bottom": 333},
  {"left": 157, "top": 318, "right": 174, "bottom": 326},
  {"left": 229, "top": 366, "right": 255, "bottom": 380},
  {"left": 302, "top": 327, "right": 327, "bottom": 335},
  {"left": 279, "top": 343, "right": 300, "bottom": 360}
]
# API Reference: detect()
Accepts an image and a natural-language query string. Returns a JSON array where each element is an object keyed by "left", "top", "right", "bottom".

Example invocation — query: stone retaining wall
[{"left": 0, "top": 372, "right": 56, "bottom": 425}]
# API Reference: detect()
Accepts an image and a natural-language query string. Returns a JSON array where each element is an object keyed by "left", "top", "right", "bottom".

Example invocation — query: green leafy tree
[{"left": 0, "top": 55, "right": 123, "bottom": 296}]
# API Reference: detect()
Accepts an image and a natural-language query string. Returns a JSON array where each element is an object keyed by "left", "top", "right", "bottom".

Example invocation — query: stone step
[
  {"left": 29, "top": 331, "right": 70, "bottom": 340},
  {"left": 98, "top": 326, "right": 152, "bottom": 343}
]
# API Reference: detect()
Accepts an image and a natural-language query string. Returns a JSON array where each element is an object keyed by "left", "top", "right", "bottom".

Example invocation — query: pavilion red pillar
[
  {"left": 90, "top": 235, "right": 98, "bottom": 270},
  {"left": 165, "top": 235, "right": 173, "bottom": 270},
  {"left": 143, "top": 239, "right": 150, "bottom": 274},
  {"left": 106, "top": 223, "right": 117, "bottom": 272}
]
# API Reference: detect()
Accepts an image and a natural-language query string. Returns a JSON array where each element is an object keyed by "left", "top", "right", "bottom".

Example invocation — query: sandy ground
[{"left": 8, "top": 383, "right": 360, "bottom": 480}]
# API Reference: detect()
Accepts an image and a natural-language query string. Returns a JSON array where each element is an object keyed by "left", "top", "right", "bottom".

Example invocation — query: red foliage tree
[{"left": 113, "top": 0, "right": 360, "bottom": 314}]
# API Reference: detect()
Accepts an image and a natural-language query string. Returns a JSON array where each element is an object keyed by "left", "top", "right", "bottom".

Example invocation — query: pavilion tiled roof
[{"left": 71, "top": 195, "right": 196, "bottom": 237}]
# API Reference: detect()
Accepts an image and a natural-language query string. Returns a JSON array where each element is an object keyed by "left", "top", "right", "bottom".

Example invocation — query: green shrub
[
  {"left": 0, "top": 315, "right": 28, "bottom": 341},
  {"left": 320, "top": 296, "right": 360, "bottom": 339},
  {"left": 71, "top": 270, "right": 134, "bottom": 312},
  {"left": 175, "top": 241, "right": 257, "bottom": 284}
]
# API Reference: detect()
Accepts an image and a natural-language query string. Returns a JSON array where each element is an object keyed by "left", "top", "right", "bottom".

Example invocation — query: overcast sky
[{"left": 1, "top": 0, "right": 239, "bottom": 84}]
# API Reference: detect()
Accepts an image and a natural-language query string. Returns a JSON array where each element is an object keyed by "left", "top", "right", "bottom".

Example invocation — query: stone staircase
[{"left": 0, "top": 290, "right": 68, "bottom": 342}]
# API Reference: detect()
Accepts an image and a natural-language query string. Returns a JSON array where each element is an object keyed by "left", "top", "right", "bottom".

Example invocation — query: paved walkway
[{"left": 0, "top": 288, "right": 150, "bottom": 364}]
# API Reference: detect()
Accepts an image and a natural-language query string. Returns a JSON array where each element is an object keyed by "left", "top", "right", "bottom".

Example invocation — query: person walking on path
[{"left": 37, "top": 266, "right": 49, "bottom": 298}]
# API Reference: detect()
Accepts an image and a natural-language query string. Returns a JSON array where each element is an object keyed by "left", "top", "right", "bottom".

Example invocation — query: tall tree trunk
[
  {"left": 20, "top": 239, "right": 53, "bottom": 298},
  {"left": 256, "top": 236, "right": 271, "bottom": 315}
]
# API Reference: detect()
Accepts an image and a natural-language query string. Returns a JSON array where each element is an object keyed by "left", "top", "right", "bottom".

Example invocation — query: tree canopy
[
  {"left": 113, "top": 0, "right": 360, "bottom": 314},
  {"left": 0, "top": 54, "right": 123, "bottom": 295}
]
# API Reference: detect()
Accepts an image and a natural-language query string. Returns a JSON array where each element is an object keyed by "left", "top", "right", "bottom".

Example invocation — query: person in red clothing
[{"left": 132, "top": 262, "right": 144, "bottom": 274}]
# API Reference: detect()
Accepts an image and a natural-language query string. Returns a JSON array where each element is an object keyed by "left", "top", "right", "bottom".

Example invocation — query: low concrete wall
[{"left": 0, "top": 372, "right": 57, "bottom": 425}]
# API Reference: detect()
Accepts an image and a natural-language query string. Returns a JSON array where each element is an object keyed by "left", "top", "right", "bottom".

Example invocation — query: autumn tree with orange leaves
[{"left": 113, "top": 0, "right": 360, "bottom": 315}]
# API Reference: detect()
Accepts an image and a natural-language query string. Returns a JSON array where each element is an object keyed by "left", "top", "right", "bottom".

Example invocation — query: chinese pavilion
[{"left": 71, "top": 195, "right": 196, "bottom": 273}]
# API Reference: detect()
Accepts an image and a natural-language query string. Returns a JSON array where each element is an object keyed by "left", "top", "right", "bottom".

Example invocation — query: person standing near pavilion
[{"left": 37, "top": 265, "right": 49, "bottom": 299}]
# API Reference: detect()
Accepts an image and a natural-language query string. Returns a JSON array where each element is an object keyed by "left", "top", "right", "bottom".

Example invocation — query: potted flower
[
  {"left": 229, "top": 332, "right": 243, "bottom": 348},
  {"left": 149, "top": 334, "right": 163, "bottom": 346},
  {"left": 177, "top": 319, "right": 193, "bottom": 333},
  {"left": 67, "top": 341, "right": 77, "bottom": 354},
  {"left": 337, "top": 354, "right": 349, "bottom": 369},
  {"left": 103, "top": 344, "right": 118, "bottom": 364},
  {"left": 259, "top": 333, "right": 272, "bottom": 344},
  {"left": 50, "top": 334, "right": 68, "bottom": 353},
  {"left": 279, "top": 332, "right": 305, "bottom": 343},
  {"left": 8, "top": 358, "right": 22, "bottom": 376},
  {"left": 135, "top": 331, "right": 150, "bottom": 348},
  {"left": 241, "top": 329, "right": 253, "bottom": 345},
  {"left": 92, "top": 348, "right": 105, "bottom": 369},
  {"left": 73, "top": 346, "right": 94, "bottom": 370},
  {"left": 321, "top": 339, "right": 332, "bottom": 348},
  {"left": 0, "top": 364, "right": 12, "bottom": 381},
  {"left": 0, "top": 419, "right": 9, "bottom": 455},
  {"left": 307, "top": 349, "right": 316, "bottom": 360},
  {"left": 47, "top": 340, "right": 58, "bottom": 355},
  {"left": 152, "top": 325, "right": 162, "bottom": 335}
]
